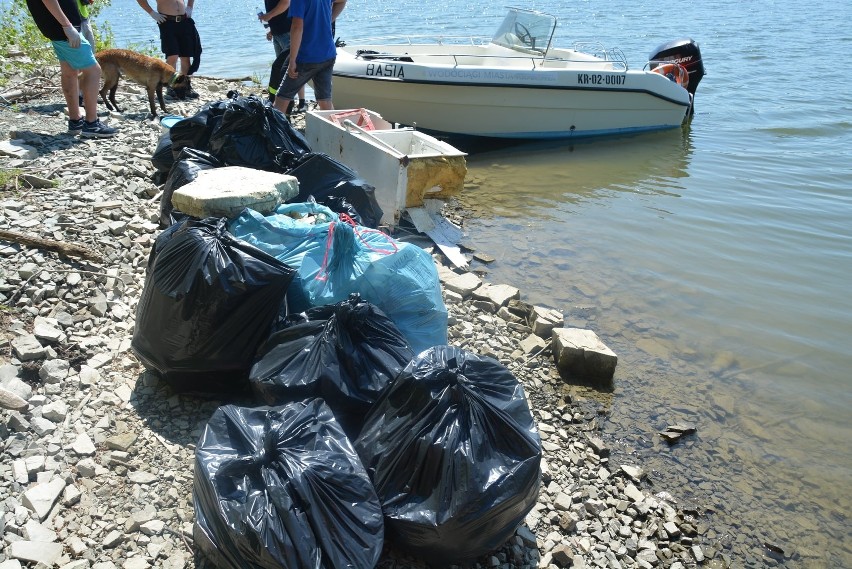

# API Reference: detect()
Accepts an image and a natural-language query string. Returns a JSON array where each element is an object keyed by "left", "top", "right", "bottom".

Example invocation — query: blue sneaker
[
  {"left": 68, "top": 118, "right": 84, "bottom": 134},
  {"left": 80, "top": 120, "right": 118, "bottom": 139}
]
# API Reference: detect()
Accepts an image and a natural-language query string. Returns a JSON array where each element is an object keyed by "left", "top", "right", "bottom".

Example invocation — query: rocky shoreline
[{"left": 1, "top": 74, "right": 723, "bottom": 568}]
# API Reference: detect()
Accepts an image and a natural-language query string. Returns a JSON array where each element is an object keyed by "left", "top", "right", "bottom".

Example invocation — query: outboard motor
[{"left": 649, "top": 38, "right": 705, "bottom": 97}]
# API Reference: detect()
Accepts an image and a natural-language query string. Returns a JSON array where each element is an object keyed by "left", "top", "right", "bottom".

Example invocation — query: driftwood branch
[{"left": 0, "top": 228, "right": 102, "bottom": 262}]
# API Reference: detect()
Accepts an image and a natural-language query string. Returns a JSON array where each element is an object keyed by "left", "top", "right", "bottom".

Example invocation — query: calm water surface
[{"left": 90, "top": 1, "right": 852, "bottom": 567}]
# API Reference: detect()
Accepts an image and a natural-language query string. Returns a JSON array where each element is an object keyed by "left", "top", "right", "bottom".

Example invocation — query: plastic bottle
[{"left": 256, "top": 7, "right": 269, "bottom": 28}]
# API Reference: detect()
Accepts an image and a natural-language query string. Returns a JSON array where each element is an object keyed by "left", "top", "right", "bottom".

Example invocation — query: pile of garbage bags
[
  {"left": 152, "top": 93, "right": 382, "bottom": 229},
  {"left": 133, "top": 97, "right": 542, "bottom": 568}
]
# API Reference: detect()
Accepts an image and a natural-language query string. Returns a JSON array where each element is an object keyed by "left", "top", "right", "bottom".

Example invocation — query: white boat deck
[{"left": 345, "top": 43, "right": 621, "bottom": 71}]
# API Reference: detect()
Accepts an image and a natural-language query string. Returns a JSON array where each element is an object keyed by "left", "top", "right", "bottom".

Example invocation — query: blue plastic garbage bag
[
  {"left": 230, "top": 203, "right": 448, "bottom": 353},
  {"left": 193, "top": 401, "right": 384, "bottom": 569},
  {"left": 355, "top": 346, "right": 542, "bottom": 564}
]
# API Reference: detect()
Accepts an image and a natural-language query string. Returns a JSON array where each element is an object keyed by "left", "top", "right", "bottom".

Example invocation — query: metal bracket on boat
[{"left": 342, "top": 119, "right": 411, "bottom": 166}]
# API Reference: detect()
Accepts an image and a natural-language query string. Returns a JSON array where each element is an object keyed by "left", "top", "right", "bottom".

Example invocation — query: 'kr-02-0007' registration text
[{"left": 577, "top": 73, "right": 626, "bottom": 85}]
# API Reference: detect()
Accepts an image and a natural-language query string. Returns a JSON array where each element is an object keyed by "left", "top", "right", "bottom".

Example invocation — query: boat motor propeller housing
[{"left": 649, "top": 38, "right": 705, "bottom": 96}]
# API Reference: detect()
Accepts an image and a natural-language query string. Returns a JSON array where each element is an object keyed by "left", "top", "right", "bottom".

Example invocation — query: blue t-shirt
[{"left": 289, "top": 0, "right": 335, "bottom": 64}]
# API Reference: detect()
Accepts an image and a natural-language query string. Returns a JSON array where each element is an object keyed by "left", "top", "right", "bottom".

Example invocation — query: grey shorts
[{"left": 277, "top": 57, "right": 335, "bottom": 101}]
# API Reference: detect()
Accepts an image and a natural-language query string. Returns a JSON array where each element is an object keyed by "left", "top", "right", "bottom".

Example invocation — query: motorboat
[{"left": 332, "top": 7, "right": 705, "bottom": 140}]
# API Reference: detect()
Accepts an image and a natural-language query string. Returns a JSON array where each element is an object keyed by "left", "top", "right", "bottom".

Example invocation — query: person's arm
[
  {"left": 136, "top": 0, "right": 166, "bottom": 23},
  {"left": 185, "top": 0, "right": 194, "bottom": 18},
  {"left": 330, "top": 0, "right": 346, "bottom": 23},
  {"left": 287, "top": 17, "right": 303, "bottom": 77},
  {"left": 41, "top": 0, "right": 72, "bottom": 27},
  {"left": 40, "top": 0, "right": 81, "bottom": 46},
  {"left": 261, "top": 0, "right": 289, "bottom": 22}
]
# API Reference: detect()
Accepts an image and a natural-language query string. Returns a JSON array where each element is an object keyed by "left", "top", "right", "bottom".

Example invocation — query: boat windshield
[{"left": 490, "top": 8, "right": 557, "bottom": 55}]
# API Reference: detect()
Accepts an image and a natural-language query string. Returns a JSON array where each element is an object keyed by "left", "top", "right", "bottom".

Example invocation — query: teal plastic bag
[{"left": 230, "top": 204, "right": 447, "bottom": 353}]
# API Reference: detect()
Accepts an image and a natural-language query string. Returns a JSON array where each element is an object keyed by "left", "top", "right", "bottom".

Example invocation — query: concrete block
[
  {"left": 552, "top": 327, "right": 618, "bottom": 385},
  {"left": 443, "top": 272, "right": 482, "bottom": 298},
  {"left": 171, "top": 166, "right": 299, "bottom": 219}
]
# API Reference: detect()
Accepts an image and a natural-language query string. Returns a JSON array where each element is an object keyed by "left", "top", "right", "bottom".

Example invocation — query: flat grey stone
[
  {"left": 519, "top": 334, "right": 547, "bottom": 356},
  {"left": 72, "top": 433, "right": 97, "bottom": 456},
  {"left": 531, "top": 306, "right": 563, "bottom": 338},
  {"left": 125, "top": 504, "right": 157, "bottom": 532},
  {"left": 76, "top": 458, "right": 98, "bottom": 478},
  {"left": 128, "top": 471, "right": 158, "bottom": 484},
  {"left": 139, "top": 519, "right": 165, "bottom": 536},
  {"left": 0, "top": 373, "right": 32, "bottom": 402},
  {"left": 443, "top": 272, "right": 482, "bottom": 298},
  {"left": 102, "top": 530, "right": 123, "bottom": 548},
  {"left": 33, "top": 317, "right": 64, "bottom": 343},
  {"left": 8, "top": 541, "right": 63, "bottom": 565},
  {"left": 624, "top": 483, "right": 645, "bottom": 503},
  {"left": 23, "top": 519, "right": 58, "bottom": 542},
  {"left": 472, "top": 283, "right": 520, "bottom": 308},
  {"left": 41, "top": 400, "right": 69, "bottom": 422},
  {"left": 123, "top": 558, "right": 151, "bottom": 569},
  {"left": 106, "top": 432, "right": 138, "bottom": 452},
  {"left": 0, "top": 139, "right": 39, "bottom": 159},
  {"left": 21, "top": 477, "right": 66, "bottom": 520},
  {"left": 11, "top": 334, "right": 45, "bottom": 361},
  {"left": 38, "top": 359, "right": 69, "bottom": 384},
  {"left": 0, "top": 386, "right": 28, "bottom": 410}
]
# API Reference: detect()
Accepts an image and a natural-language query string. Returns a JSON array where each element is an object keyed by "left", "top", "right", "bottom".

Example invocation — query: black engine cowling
[{"left": 649, "top": 38, "right": 705, "bottom": 96}]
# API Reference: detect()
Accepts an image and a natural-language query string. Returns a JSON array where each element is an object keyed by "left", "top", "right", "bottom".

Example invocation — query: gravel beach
[{"left": 0, "top": 71, "right": 725, "bottom": 569}]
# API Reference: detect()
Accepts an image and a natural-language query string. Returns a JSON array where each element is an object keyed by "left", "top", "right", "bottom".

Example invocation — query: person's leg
[
  {"left": 273, "top": 84, "right": 296, "bottom": 113},
  {"left": 59, "top": 60, "right": 82, "bottom": 121},
  {"left": 175, "top": 21, "right": 198, "bottom": 97},
  {"left": 79, "top": 63, "right": 101, "bottom": 122},
  {"left": 273, "top": 65, "right": 310, "bottom": 113},
  {"left": 54, "top": 40, "right": 117, "bottom": 137},
  {"left": 312, "top": 59, "right": 335, "bottom": 111}
]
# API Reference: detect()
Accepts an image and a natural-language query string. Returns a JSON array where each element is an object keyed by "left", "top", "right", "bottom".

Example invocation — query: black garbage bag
[
  {"left": 355, "top": 345, "right": 542, "bottom": 564},
  {"left": 151, "top": 130, "right": 175, "bottom": 173},
  {"left": 193, "top": 401, "right": 385, "bottom": 569},
  {"left": 131, "top": 218, "right": 295, "bottom": 395},
  {"left": 169, "top": 94, "right": 311, "bottom": 171},
  {"left": 159, "top": 148, "right": 223, "bottom": 228},
  {"left": 250, "top": 294, "right": 414, "bottom": 439},
  {"left": 169, "top": 99, "right": 226, "bottom": 158},
  {"left": 286, "top": 152, "right": 383, "bottom": 228}
]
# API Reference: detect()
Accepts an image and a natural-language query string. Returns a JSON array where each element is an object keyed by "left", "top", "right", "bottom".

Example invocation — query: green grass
[{"left": 0, "top": 168, "right": 23, "bottom": 192}]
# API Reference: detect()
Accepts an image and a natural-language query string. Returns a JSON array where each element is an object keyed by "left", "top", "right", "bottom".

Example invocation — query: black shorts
[{"left": 159, "top": 18, "right": 195, "bottom": 58}]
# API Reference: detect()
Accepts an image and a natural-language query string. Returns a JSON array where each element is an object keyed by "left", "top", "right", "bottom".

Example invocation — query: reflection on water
[{"left": 460, "top": 129, "right": 692, "bottom": 221}]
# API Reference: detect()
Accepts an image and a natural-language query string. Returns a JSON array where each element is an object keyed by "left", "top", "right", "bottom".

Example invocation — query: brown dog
[{"left": 95, "top": 49, "right": 189, "bottom": 117}]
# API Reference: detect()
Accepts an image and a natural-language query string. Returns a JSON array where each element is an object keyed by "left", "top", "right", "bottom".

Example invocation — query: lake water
[{"left": 83, "top": 0, "right": 852, "bottom": 567}]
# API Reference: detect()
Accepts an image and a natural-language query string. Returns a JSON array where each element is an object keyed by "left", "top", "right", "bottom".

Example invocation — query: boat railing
[
  {"left": 567, "top": 42, "right": 629, "bottom": 71},
  {"left": 346, "top": 34, "right": 492, "bottom": 47},
  {"left": 352, "top": 46, "right": 628, "bottom": 71}
]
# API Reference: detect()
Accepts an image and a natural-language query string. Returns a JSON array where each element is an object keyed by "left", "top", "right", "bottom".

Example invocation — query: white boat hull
[
  {"left": 332, "top": 70, "right": 690, "bottom": 139},
  {"left": 331, "top": 8, "right": 695, "bottom": 140}
]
